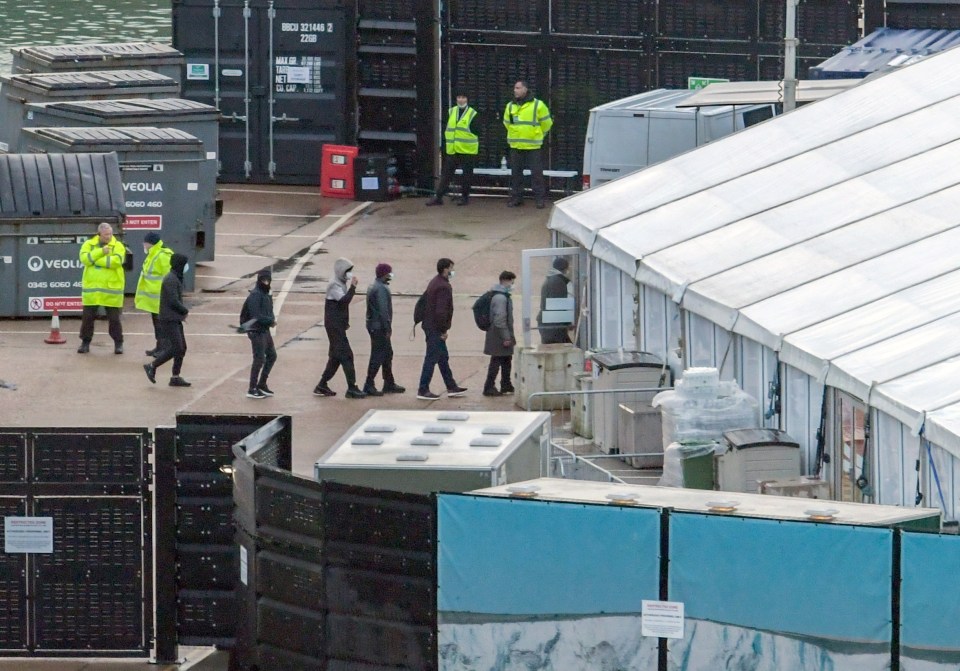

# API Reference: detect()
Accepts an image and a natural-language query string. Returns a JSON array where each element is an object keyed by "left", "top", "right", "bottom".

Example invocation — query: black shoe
[
  {"left": 483, "top": 388, "right": 502, "bottom": 397},
  {"left": 313, "top": 384, "right": 336, "bottom": 397},
  {"left": 77, "top": 342, "right": 90, "bottom": 354},
  {"left": 114, "top": 343, "right": 124, "bottom": 355},
  {"left": 500, "top": 385, "right": 516, "bottom": 394},
  {"left": 257, "top": 384, "right": 274, "bottom": 396},
  {"left": 247, "top": 388, "right": 267, "bottom": 399},
  {"left": 145, "top": 349, "right": 157, "bottom": 357},
  {"left": 345, "top": 387, "right": 367, "bottom": 399},
  {"left": 425, "top": 197, "right": 443, "bottom": 206},
  {"left": 143, "top": 364, "right": 156, "bottom": 384},
  {"left": 169, "top": 376, "right": 192, "bottom": 387},
  {"left": 417, "top": 390, "right": 440, "bottom": 400},
  {"left": 363, "top": 386, "right": 384, "bottom": 397},
  {"left": 446, "top": 386, "right": 468, "bottom": 397},
  {"left": 455, "top": 197, "right": 468, "bottom": 206},
  {"left": 382, "top": 383, "right": 406, "bottom": 394},
  {"left": 506, "top": 199, "right": 523, "bottom": 207},
  {"left": 535, "top": 199, "right": 546, "bottom": 209}
]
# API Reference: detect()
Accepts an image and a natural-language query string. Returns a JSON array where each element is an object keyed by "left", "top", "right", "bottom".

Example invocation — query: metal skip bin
[
  {"left": 21, "top": 99, "right": 221, "bottom": 261},
  {"left": 0, "top": 70, "right": 180, "bottom": 152},
  {"left": 10, "top": 42, "right": 186, "bottom": 80},
  {"left": 314, "top": 409, "right": 552, "bottom": 496},
  {"left": 21, "top": 127, "right": 213, "bottom": 292},
  {"left": 0, "top": 153, "right": 124, "bottom": 318}
]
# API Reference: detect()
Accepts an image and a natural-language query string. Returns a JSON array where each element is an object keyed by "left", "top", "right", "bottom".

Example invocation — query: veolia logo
[{"left": 27, "top": 256, "right": 43, "bottom": 272}]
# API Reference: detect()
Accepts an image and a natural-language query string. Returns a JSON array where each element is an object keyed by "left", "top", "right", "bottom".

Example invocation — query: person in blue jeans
[{"left": 417, "top": 258, "right": 468, "bottom": 400}]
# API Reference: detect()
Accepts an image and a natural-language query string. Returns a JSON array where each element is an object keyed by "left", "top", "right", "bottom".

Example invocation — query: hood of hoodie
[
  {"left": 327, "top": 257, "right": 354, "bottom": 301},
  {"left": 170, "top": 253, "right": 189, "bottom": 279}
]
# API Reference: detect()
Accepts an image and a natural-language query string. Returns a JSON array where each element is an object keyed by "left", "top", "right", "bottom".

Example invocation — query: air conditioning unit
[{"left": 716, "top": 428, "right": 801, "bottom": 493}]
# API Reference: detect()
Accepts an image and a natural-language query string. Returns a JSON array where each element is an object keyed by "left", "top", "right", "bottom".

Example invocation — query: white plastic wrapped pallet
[{"left": 652, "top": 369, "right": 760, "bottom": 449}]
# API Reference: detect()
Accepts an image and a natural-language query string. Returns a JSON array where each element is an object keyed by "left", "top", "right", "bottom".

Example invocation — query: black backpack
[
  {"left": 471, "top": 290, "right": 495, "bottom": 331},
  {"left": 413, "top": 292, "right": 427, "bottom": 329}
]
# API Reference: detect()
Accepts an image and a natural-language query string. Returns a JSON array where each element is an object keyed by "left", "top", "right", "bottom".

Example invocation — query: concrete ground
[{"left": 0, "top": 185, "right": 554, "bottom": 668}]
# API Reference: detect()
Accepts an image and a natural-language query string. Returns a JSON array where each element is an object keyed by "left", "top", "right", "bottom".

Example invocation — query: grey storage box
[
  {"left": 618, "top": 403, "right": 663, "bottom": 469},
  {"left": 716, "top": 428, "right": 802, "bottom": 494},
  {"left": 22, "top": 127, "right": 215, "bottom": 291},
  {"left": 0, "top": 70, "right": 180, "bottom": 151},
  {"left": 21, "top": 99, "right": 221, "bottom": 261},
  {"left": 0, "top": 152, "right": 124, "bottom": 317},
  {"left": 10, "top": 43, "right": 185, "bottom": 81},
  {"left": 571, "top": 372, "right": 593, "bottom": 439},
  {"left": 315, "top": 409, "right": 551, "bottom": 495},
  {"left": 591, "top": 350, "right": 670, "bottom": 454},
  {"left": 513, "top": 344, "right": 584, "bottom": 410}
]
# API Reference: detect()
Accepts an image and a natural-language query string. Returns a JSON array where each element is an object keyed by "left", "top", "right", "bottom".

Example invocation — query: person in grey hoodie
[
  {"left": 314, "top": 257, "right": 365, "bottom": 399},
  {"left": 363, "top": 263, "right": 405, "bottom": 396},
  {"left": 483, "top": 270, "right": 517, "bottom": 396}
]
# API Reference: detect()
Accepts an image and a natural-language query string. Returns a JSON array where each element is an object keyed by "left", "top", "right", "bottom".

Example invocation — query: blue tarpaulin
[{"left": 810, "top": 27, "right": 960, "bottom": 79}]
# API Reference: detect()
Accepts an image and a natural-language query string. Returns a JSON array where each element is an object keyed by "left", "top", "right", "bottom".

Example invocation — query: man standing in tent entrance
[{"left": 503, "top": 80, "right": 553, "bottom": 209}]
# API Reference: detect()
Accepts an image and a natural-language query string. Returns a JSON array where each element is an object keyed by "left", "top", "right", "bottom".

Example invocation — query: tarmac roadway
[{"left": 0, "top": 185, "right": 553, "bottom": 670}]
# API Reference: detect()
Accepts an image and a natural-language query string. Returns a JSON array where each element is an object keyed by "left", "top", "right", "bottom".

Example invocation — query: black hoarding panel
[
  {"left": 887, "top": 1, "right": 960, "bottom": 29},
  {"left": 326, "top": 614, "right": 434, "bottom": 668},
  {"left": 656, "top": 48, "right": 757, "bottom": 88},
  {"left": 177, "top": 590, "right": 237, "bottom": 644},
  {"left": 551, "top": 46, "right": 652, "bottom": 173},
  {"left": 256, "top": 473, "right": 325, "bottom": 541},
  {"left": 551, "top": 0, "right": 655, "bottom": 36},
  {"left": 257, "top": 550, "right": 325, "bottom": 608},
  {"left": 258, "top": 643, "right": 325, "bottom": 671},
  {"left": 33, "top": 497, "right": 146, "bottom": 652},
  {"left": 445, "top": 43, "right": 542, "bottom": 168},
  {"left": 658, "top": 0, "right": 757, "bottom": 40},
  {"left": 327, "top": 567, "right": 433, "bottom": 624},
  {"left": 259, "top": 600, "right": 325, "bottom": 658},
  {"left": 0, "top": 433, "right": 26, "bottom": 484},
  {"left": 33, "top": 432, "right": 145, "bottom": 484},
  {"left": 358, "top": 0, "right": 415, "bottom": 20},
  {"left": 0, "top": 498, "right": 27, "bottom": 651},
  {"left": 758, "top": 54, "right": 834, "bottom": 81},
  {"left": 176, "top": 499, "right": 234, "bottom": 543},
  {"left": 758, "top": 0, "right": 858, "bottom": 46},
  {"left": 178, "top": 544, "right": 238, "bottom": 589},
  {"left": 450, "top": 0, "right": 542, "bottom": 32}
]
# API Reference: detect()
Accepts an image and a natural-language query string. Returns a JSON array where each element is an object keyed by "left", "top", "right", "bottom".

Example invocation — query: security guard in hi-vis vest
[
  {"left": 503, "top": 79, "right": 553, "bottom": 209},
  {"left": 426, "top": 90, "right": 478, "bottom": 207}
]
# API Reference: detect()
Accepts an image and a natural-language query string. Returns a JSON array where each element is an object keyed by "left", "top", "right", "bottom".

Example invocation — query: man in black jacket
[
  {"left": 538, "top": 256, "right": 574, "bottom": 344},
  {"left": 143, "top": 253, "right": 191, "bottom": 387},
  {"left": 363, "top": 263, "right": 405, "bottom": 396},
  {"left": 240, "top": 268, "right": 277, "bottom": 399},
  {"left": 417, "top": 258, "right": 468, "bottom": 400},
  {"left": 314, "top": 257, "right": 365, "bottom": 399}
]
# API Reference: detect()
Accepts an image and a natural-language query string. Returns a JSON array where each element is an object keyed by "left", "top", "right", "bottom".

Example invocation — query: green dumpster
[{"left": 678, "top": 441, "right": 717, "bottom": 490}]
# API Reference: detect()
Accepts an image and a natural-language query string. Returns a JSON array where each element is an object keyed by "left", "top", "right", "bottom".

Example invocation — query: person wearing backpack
[
  {"left": 416, "top": 258, "right": 468, "bottom": 400},
  {"left": 483, "top": 271, "right": 517, "bottom": 396}
]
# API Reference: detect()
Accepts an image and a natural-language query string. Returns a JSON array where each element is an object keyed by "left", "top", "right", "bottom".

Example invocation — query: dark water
[{"left": 0, "top": 0, "right": 171, "bottom": 72}]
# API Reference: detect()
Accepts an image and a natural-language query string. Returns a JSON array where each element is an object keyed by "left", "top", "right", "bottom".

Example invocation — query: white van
[{"left": 582, "top": 89, "right": 776, "bottom": 189}]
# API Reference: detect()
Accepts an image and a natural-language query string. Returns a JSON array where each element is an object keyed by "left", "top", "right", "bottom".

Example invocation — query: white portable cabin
[
  {"left": 582, "top": 88, "right": 775, "bottom": 189},
  {"left": 548, "top": 46, "right": 960, "bottom": 521}
]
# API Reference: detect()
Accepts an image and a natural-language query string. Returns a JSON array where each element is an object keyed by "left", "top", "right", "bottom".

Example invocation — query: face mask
[
  {"left": 387, "top": 272, "right": 394, "bottom": 281},
  {"left": 345, "top": 271, "right": 353, "bottom": 282},
  {"left": 184, "top": 263, "right": 190, "bottom": 273},
  {"left": 505, "top": 284, "right": 513, "bottom": 292},
  {"left": 143, "top": 245, "right": 151, "bottom": 255},
  {"left": 448, "top": 270, "right": 456, "bottom": 279},
  {"left": 457, "top": 102, "right": 467, "bottom": 109}
]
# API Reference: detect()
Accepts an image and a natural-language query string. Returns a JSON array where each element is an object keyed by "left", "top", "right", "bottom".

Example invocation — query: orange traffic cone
[{"left": 44, "top": 308, "right": 67, "bottom": 345}]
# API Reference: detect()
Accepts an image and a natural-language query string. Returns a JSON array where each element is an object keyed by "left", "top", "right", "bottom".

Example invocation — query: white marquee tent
[{"left": 548, "top": 46, "right": 960, "bottom": 512}]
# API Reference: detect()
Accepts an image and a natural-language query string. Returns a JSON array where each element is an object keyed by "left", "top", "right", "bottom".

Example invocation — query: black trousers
[
  {"left": 435, "top": 153, "right": 475, "bottom": 199},
  {"left": 365, "top": 330, "right": 396, "bottom": 387},
  {"left": 248, "top": 331, "right": 277, "bottom": 390},
  {"left": 319, "top": 327, "right": 356, "bottom": 388},
  {"left": 485, "top": 355, "right": 513, "bottom": 391},
  {"left": 509, "top": 147, "right": 546, "bottom": 201},
  {"left": 79, "top": 305, "right": 123, "bottom": 344},
  {"left": 152, "top": 320, "right": 186, "bottom": 376}
]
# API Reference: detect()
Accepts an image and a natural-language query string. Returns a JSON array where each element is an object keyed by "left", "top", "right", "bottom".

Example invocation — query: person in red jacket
[{"left": 416, "top": 258, "right": 468, "bottom": 400}]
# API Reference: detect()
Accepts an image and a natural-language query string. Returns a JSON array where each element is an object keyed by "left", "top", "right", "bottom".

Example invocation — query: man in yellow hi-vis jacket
[
  {"left": 77, "top": 222, "right": 126, "bottom": 354},
  {"left": 134, "top": 231, "right": 173, "bottom": 356},
  {"left": 503, "top": 80, "right": 553, "bottom": 209},
  {"left": 426, "top": 90, "right": 479, "bottom": 207}
]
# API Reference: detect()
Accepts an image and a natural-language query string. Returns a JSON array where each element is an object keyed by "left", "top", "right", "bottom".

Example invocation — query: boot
[
  {"left": 425, "top": 196, "right": 443, "bottom": 206},
  {"left": 382, "top": 382, "right": 406, "bottom": 394},
  {"left": 345, "top": 386, "right": 367, "bottom": 399},
  {"left": 362, "top": 380, "right": 384, "bottom": 396},
  {"left": 169, "top": 376, "right": 192, "bottom": 387},
  {"left": 77, "top": 341, "right": 90, "bottom": 354}
]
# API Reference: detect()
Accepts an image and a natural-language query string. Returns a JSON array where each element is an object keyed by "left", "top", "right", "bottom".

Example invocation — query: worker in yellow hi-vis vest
[
  {"left": 426, "top": 89, "right": 478, "bottom": 207},
  {"left": 503, "top": 80, "right": 553, "bottom": 209}
]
